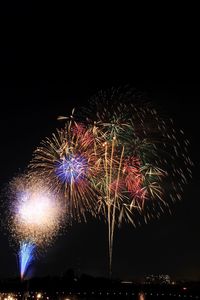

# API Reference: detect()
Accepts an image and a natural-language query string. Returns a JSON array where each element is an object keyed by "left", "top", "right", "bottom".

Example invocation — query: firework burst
[
  {"left": 9, "top": 175, "right": 63, "bottom": 248},
  {"left": 29, "top": 122, "right": 103, "bottom": 221},
  {"left": 81, "top": 88, "right": 193, "bottom": 275}
]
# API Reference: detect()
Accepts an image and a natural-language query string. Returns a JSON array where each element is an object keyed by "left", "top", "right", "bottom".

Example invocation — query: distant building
[
  {"left": 144, "top": 274, "right": 171, "bottom": 284},
  {"left": 121, "top": 281, "right": 133, "bottom": 284}
]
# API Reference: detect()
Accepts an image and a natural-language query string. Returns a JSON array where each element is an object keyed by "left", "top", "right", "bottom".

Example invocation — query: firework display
[
  {"left": 6, "top": 88, "right": 192, "bottom": 278},
  {"left": 27, "top": 88, "right": 192, "bottom": 275}
]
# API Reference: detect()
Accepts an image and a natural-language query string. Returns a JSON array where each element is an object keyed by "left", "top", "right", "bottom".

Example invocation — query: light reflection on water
[
  {"left": 2, "top": 291, "right": 195, "bottom": 300},
  {"left": 63, "top": 298, "right": 190, "bottom": 300},
  {"left": 1, "top": 291, "right": 196, "bottom": 300},
  {"left": 61, "top": 295, "right": 193, "bottom": 300}
]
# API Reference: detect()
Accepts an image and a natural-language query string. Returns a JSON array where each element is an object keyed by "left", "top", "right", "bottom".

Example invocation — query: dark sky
[{"left": 0, "top": 80, "right": 199, "bottom": 281}]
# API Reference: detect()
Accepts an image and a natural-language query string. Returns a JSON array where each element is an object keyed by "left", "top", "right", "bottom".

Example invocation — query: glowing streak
[
  {"left": 19, "top": 241, "right": 35, "bottom": 280},
  {"left": 110, "top": 145, "right": 124, "bottom": 270}
]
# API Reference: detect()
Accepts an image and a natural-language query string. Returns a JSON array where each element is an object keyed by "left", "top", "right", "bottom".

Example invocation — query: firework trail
[{"left": 19, "top": 241, "right": 35, "bottom": 280}]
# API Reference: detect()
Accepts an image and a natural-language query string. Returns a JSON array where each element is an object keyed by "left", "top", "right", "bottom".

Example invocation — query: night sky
[{"left": 0, "top": 80, "right": 199, "bottom": 281}]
